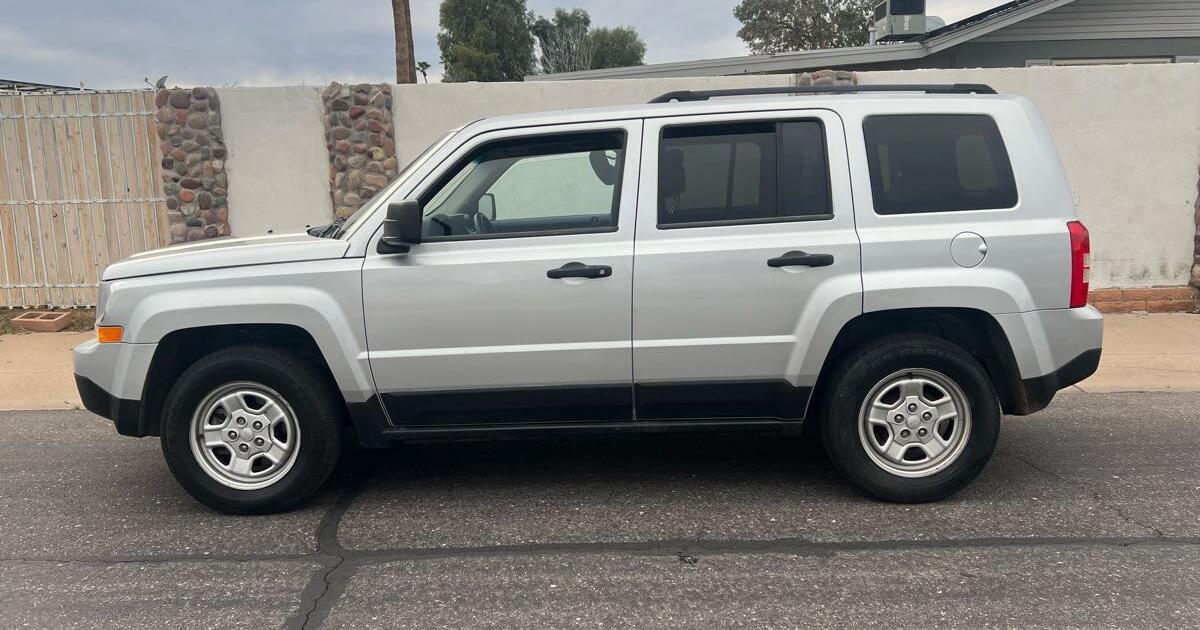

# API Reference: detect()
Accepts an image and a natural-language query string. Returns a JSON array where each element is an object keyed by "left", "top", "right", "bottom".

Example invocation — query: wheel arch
[
  {"left": 137, "top": 324, "right": 374, "bottom": 440},
  {"left": 807, "top": 307, "right": 1031, "bottom": 421}
]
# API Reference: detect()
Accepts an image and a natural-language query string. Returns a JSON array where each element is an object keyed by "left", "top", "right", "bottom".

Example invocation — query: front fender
[{"left": 108, "top": 259, "right": 374, "bottom": 403}]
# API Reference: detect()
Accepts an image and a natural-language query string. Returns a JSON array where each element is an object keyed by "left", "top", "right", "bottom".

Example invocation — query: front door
[
  {"left": 632, "top": 109, "right": 861, "bottom": 422},
  {"left": 362, "top": 120, "right": 642, "bottom": 428}
]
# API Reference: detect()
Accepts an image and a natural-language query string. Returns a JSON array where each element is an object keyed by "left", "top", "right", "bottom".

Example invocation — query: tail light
[{"left": 1067, "top": 221, "right": 1090, "bottom": 308}]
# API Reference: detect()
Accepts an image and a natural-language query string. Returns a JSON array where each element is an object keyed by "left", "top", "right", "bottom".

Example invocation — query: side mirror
[
  {"left": 478, "top": 193, "right": 496, "bottom": 221},
  {"left": 377, "top": 200, "right": 422, "bottom": 254}
]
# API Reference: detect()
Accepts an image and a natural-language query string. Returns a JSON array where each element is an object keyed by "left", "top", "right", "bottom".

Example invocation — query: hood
[{"left": 102, "top": 232, "right": 351, "bottom": 281}]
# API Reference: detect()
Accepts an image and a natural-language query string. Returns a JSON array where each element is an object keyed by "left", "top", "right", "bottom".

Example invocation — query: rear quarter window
[{"left": 863, "top": 114, "right": 1017, "bottom": 215}]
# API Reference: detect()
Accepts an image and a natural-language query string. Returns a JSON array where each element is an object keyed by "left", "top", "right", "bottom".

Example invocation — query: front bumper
[
  {"left": 73, "top": 338, "right": 158, "bottom": 436},
  {"left": 75, "top": 374, "right": 145, "bottom": 436}
]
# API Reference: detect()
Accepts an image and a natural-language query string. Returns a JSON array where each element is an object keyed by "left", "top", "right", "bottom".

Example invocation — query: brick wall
[
  {"left": 1193, "top": 160, "right": 1200, "bottom": 289},
  {"left": 1090, "top": 287, "right": 1199, "bottom": 314}
]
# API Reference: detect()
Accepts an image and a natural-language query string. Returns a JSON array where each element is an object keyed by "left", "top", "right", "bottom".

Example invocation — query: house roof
[
  {"left": 0, "top": 79, "right": 84, "bottom": 93},
  {"left": 529, "top": 0, "right": 1077, "bottom": 81}
]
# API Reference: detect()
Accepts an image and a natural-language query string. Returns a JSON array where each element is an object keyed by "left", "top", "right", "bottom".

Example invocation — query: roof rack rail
[{"left": 648, "top": 84, "right": 997, "bottom": 104}]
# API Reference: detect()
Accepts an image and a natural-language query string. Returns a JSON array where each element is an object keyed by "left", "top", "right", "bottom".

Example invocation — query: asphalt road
[{"left": 1, "top": 391, "right": 1197, "bottom": 629}]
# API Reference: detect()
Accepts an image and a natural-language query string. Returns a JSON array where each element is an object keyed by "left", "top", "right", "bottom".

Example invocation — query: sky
[{"left": 1, "top": 0, "right": 1005, "bottom": 89}]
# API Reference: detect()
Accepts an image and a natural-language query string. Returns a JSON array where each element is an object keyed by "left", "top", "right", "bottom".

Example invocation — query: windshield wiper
[
  {"left": 307, "top": 216, "right": 348, "bottom": 239},
  {"left": 325, "top": 215, "right": 349, "bottom": 238}
]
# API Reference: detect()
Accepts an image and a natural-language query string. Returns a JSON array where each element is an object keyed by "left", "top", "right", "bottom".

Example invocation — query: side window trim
[
  {"left": 656, "top": 117, "right": 834, "bottom": 230},
  {"left": 419, "top": 224, "right": 617, "bottom": 243},
  {"left": 657, "top": 211, "right": 837, "bottom": 231},
  {"left": 417, "top": 128, "right": 629, "bottom": 243}
]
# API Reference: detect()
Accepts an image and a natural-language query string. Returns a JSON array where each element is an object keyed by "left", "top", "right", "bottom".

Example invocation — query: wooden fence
[{"left": 0, "top": 90, "right": 169, "bottom": 308}]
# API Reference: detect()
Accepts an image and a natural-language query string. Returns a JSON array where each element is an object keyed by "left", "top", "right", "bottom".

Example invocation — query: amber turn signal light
[{"left": 97, "top": 326, "right": 124, "bottom": 343}]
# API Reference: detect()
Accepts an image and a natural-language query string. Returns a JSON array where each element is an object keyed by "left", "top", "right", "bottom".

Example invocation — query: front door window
[{"left": 421, "top": 132, "right": 626, "bottom": 239}]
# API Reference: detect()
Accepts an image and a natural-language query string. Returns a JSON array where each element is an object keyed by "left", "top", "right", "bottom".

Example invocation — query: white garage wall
[{"left": 217, "top": 86, "right": 334, "bottom": 237}]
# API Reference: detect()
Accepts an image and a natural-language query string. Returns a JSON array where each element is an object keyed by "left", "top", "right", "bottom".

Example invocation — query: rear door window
[
  {"left": 658, "top": 120, "right": 831, "bottom": 227},
  {"left": 863, "top": 114, "right": 1017, "bottom": 215}
]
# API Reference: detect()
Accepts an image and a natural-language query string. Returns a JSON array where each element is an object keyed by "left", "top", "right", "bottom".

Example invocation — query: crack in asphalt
[
  {"left": 1001, "top": 451, "right": 1168, "bottom": 538},
  {"left": 0, "top": 553, "right": 314, "bottom": 565},
  {"left": 284, "top": 459, "right": 375, "bottom": 630},
  {"left": 7, "top": 536, "right": 1200, "bottom": 569},
  {"left": 1109, "top": 504, "right": 1167, "bottom": 538},
  {"left": 332, "top": 535, "right": 1200, "bottom": 560}
]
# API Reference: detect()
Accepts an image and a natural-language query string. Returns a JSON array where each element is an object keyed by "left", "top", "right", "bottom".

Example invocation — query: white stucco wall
[
  {"left": 860, "top": 65, "right": 1200, "bottom": 289},
  {"left": 217, "top": 86, "right": 333, "bottom": 237}
]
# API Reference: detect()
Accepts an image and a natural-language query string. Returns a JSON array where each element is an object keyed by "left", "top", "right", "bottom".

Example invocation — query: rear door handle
[
  {"left": 547, "top": 262, "right": 612, "bottom": 279},
  {"left": 767, "top": 251, "right": 835, "bottom": 268}
]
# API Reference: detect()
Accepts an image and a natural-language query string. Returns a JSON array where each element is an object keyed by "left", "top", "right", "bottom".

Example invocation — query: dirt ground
[{"left": 0, "top": 308, "right": 95, "bottom": 335}]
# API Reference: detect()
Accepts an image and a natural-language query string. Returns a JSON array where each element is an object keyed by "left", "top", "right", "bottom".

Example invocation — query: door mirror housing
[{"left": 378, "top": 200, "right": 422, "bottom": 254}]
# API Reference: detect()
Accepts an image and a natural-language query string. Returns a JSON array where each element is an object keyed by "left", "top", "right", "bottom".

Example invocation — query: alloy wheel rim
[
  {"left": 188, "top": 381, "right": 301, "bottom": 490},
  {"left": 857, "top": 368, "right": 972, "bottom": 478}
]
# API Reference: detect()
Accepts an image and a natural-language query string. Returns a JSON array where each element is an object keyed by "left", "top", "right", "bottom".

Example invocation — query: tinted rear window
[{"left": 863, "top": 114, "right": 1017, "bottom": 215}]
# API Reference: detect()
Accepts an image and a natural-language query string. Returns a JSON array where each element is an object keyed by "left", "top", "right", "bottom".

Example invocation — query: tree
[
  {"left": 533, "top": 8, "right": 594, "bottom": 74},
  {"left": 392, "top": 0, "right": 417, "bottom": 83},
  {"left": 531, "top": 8, "right": 646, "bottom": 74},
  {"left": 416, "top": 61, "right": 432, "bottom": 83},
  {"left": 589, "top": 26, "right": 645, "bottom": 69},
  {"left": 733, "top": 0, "right": 874, "bottom": 54},
  {"left": 438, "top": 0, "right": 536, "bottom": 82}
]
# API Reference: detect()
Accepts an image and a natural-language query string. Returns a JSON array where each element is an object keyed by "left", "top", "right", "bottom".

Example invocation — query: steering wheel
[
  {"left": 472, "top": 212, "right": 496, "bottom": 234},
  {"left": 429, "top": 215, "right": 454, "bottom": 236}
]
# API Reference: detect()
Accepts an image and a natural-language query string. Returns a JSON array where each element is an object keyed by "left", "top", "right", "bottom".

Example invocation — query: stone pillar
[
  {"left": 322, "top": 83, "right": 398, "bottom": 218},
  {"left": 1192, "top": 160, "right": 1200, "bottom": 288},
  {"left": 155, "top": 87, "right": 230, "bottom": 243}
]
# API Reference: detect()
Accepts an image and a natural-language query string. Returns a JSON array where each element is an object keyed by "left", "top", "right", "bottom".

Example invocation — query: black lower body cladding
[{"left": 75, "top": 375, "right": 145, "bottom": 436}]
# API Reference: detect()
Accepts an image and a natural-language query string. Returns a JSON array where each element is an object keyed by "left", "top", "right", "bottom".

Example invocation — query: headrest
[
  {"left": 589, "top": 150, "right": 619, "bottom": 186},
  {"left": 660, "top": 148, "right": 686, "bottom": 198}
]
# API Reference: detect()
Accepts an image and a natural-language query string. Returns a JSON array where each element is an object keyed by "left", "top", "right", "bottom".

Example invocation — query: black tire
[
  {"left": 819, "top": 334, "right": 1000, "bottom": 503},
  {"left": 160, "top": 345, "right": 343, "bottom": 514}
]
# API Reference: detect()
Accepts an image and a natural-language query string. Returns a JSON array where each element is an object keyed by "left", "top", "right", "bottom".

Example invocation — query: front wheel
[
  {"left": 819, "top": 334, "right": 1000, "bottom": 502},
  {"left": 160, "top": 345, "right": 343, "bottom": 514}
]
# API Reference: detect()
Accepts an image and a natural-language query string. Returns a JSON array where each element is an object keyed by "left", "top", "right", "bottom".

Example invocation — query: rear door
[{"left": 632, "top": 109, "right": 861, "bottom": 422}]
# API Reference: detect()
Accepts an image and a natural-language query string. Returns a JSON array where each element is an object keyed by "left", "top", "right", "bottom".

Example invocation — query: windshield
[{"left": 334, "top": 129, "right": 459, "bottom": 238}]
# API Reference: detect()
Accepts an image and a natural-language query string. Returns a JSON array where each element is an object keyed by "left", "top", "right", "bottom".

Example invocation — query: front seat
[{"left": 660, "top": 148, "right": 686, "bottom": 215}]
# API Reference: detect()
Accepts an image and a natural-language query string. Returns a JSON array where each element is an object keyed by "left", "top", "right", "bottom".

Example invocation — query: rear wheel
[
  {"left": 820, "top": 335, "right": 999, "bottom": 502},
  {"left": 160, "top": 345, "right": 342, "bottom": 514}
]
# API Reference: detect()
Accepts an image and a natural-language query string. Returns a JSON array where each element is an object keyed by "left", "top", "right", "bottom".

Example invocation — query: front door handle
[
  {"left": 547, "top": 262, "right": 612, "bottom": 279},
  {"left": 767, "top": 251, "right": 835, "bottom": 268}
]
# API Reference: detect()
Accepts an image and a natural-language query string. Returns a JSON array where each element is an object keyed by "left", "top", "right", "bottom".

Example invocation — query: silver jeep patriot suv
[{"left": 74, "top": 84, "right": 1103, "bottom": 514}]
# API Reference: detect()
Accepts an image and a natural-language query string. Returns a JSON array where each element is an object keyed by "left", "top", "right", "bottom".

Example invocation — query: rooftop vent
[{"left": 870, "top": 0, "right": 943, "bottom": 43}]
